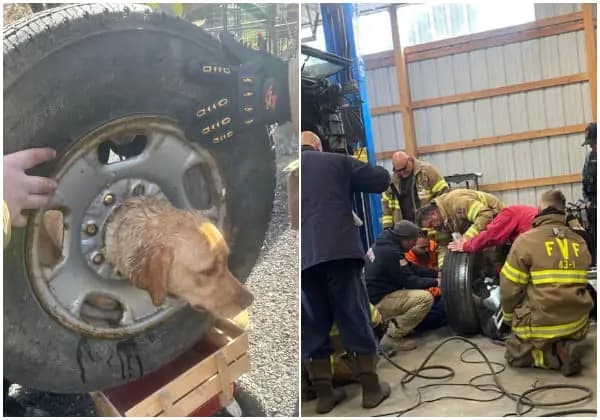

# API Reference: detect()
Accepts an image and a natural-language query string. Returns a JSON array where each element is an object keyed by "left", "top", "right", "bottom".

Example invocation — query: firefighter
[
  {"left": 365, "top": 221, "right": 445, "bottom": 351},
  {"left": 381, "top": 151, "right": 448, "bottom": 228},
  {"left": 501, "top": 190, "right": 593, "bottom": 376},
  {"left": 301, "top": 131, "right": 391, "bottom": 413},
  {"left": 416, "top": 189, "right": 505, "bottom": 267},
  {"left": 582, "top": 122, "right": 596, "bottom": 265}
]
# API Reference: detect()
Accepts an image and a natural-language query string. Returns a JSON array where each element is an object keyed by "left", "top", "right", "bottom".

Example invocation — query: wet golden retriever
[
  {"left": 103, "top": 196, "right": 253, "bottom": 318},
  {"left": 39, "top": 196, "right": 253, "bottom": 319}
]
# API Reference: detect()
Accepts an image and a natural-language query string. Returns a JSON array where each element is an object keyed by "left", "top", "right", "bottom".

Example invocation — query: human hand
[
  {"left": 4, "top": 148, "right": 57, "bottom": 227},
  {"left": 448, "top": 237, "right": 467, "bottom": 252}
]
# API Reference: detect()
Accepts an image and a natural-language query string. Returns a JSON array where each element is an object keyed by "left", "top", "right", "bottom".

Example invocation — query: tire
[
  {"left": 4, "top": 4, "right": 275, "bottom": 392},
  {"left": 440, "top": 251, "right": 482, "bottom": 336},
  {"left": 233, "top": 383, "right": 268, "bottom": 417}
]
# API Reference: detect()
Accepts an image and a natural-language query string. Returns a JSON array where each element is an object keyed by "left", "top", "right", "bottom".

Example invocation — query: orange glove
[{"left": 427, "top": 287, "right": 441, "bottom": 298}]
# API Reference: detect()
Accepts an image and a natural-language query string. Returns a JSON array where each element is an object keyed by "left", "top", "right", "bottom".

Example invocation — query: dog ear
[{"left": 132, "top": 246, "right": 173, "bottom": 306}]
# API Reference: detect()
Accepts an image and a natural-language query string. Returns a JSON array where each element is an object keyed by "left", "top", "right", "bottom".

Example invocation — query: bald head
[
  {"left": 391, "top": 151, "right": 414, "bottom": 178},
  {"left": 301, "top": 131, "right": 322, "bottom": 152}
]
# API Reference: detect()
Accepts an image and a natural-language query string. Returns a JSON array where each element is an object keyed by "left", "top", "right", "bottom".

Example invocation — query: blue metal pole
[{"left": 320, "top": 4, "right": 383, "bottom": 241}]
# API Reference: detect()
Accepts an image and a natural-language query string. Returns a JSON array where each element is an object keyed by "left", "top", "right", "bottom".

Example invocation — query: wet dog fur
[{"left": 103, "top": 196, "right": 253, "bottom": 318}]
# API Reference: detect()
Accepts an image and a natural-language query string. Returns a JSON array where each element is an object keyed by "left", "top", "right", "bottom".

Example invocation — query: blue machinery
[{"left": 321, "top": 4, "right": 382, "bottom": 246}]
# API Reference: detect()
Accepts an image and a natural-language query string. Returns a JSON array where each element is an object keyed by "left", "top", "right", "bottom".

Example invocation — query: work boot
[
  {"left": 380, "top": 334, "right": 418, "bottom": 352},
  {"left": 355, "top": 354, "right": 391, "bottom": 409},
  {"left": 556, "top": 340, "right": 586, "bottom": 377},
  {"left": 301, "top": 365, "right": 317, "bottom": 402},
  {"left": 306, "top": 358, "right": 346, "bottom": 414}
]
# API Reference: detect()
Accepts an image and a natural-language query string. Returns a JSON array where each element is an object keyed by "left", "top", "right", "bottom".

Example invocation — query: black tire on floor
[
  {"left": 441, "top": 251, "right": 482, "bottom": 336},
  {"left": 233, "top": 383, "right": 268, "bottom": 417},
  {"left": 4, "top": 4, "right": 275, "bottom": 392}
]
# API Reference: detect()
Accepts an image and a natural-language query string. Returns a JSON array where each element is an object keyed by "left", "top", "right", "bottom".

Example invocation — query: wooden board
[{"left": 90, "top": 318, "right": 249, "bottom": 417}]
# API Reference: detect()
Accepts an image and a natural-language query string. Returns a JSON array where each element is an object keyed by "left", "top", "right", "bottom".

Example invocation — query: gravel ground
[
  {"left": 7, "top": 124, "right": 299, "bottom": 416},
  {"left": 3, "top": 3, "right": 33, "bottom": 23},
  {"left": 236, "top": 123, "right": 299, "bottom": 417},
  {"left": 4, "top": 7, "right": 298, "bottom": 415}
]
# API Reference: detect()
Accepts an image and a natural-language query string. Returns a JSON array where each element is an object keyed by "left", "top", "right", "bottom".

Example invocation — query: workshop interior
[{"left": 300, "top": 2, "right": 597, "bottom": 417}]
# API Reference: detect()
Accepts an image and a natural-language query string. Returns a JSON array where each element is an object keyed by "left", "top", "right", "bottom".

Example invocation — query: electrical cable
[{"left": 372, "top": 336, "right": 595, "bottom": 417}]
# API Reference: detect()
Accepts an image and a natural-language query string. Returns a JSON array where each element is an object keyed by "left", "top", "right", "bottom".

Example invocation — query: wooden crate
[{"left": 90, "top": 318, "right": 249, "bottom": 417}]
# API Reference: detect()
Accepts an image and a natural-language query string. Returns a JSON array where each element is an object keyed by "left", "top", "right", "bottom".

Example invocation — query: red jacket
[{"left": 463, "top": 205, "right": 538, "bottom": 253}]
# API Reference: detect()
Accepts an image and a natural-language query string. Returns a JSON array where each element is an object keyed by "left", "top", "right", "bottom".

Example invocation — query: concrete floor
[{"left": 302, "top": 325, "right": 597, "bottom": 417}]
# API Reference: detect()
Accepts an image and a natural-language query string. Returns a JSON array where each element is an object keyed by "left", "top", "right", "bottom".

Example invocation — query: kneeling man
[{"left": 501, "top": 190, "right": 593, "bottom": 376}]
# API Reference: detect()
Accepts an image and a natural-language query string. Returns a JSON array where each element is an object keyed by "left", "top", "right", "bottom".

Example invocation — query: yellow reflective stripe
[
  {"left": 382, "top": 191, "right": 400, "bottom": 208},
  {"left": 431, "top": 179, "right": 448, "bottom": 193},
  {"left": 530, "top": 269, "right": 587, "bottom": 285},
  {"left": 513, "top": 315, "right": 588, "bottom": 339},
  {"left": 382, "top": 196, "right": 400, "bottom": 209},
  {"left": 531, "top": 349, "right": 546, "bottom": 368},
  {"left": 420, "top": 191, "right": 433, "bottom": 201},
  {"left": 531, "top": 269, "right": 587, "bottom": 277},
  {"left": 501, "top": 262, "right": 529, "bottom": 285},
  {"left": 467, "top": 202, "right": 484, "bottom": 221},
  {"left": 532, "top": 277, "right": 588, "bottom": 285},
  {"left": 476, "top": 191, "right": 488, "bottom": 205},
  {"left": 503, "top": 312, "right": 513, "bottom": 322},
  {"left": 422, "top": 227, "right": 436, "bottom": 236},
  {"left": 371, "top": 305, "right": 382, "bottom": 325},
  {"left": 501, "top": 269, "right": 528, "bottom": 285},
  {"left": 437, "top": 253, "right": 445, "bottom": 268},
  {"left": 331, "top": 305, "right": 381, "bottom": 336},
  {"left": 463, "top": 225, "right": 479, "bottom": 238},
  {"left": 171, "top": 3, "right": 185, "bottom": 16}
]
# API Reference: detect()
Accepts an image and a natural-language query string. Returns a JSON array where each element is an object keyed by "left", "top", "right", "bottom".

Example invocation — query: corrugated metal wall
[
  {"left": 535, "top": 3, "right": 581, "bottom": 20},
  {"left": 365, "top": 7, "right": 594, "bottom": 206}
]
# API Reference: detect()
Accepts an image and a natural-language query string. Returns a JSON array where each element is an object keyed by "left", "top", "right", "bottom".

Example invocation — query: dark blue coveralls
[{"left": 301, "top": 150, "right": 390, "bottom": 359}]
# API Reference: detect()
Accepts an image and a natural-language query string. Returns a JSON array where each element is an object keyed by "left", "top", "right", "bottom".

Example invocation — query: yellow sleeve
[
  {"left": 463, "top": 198, "right": 495, "bottom": 239},
  {"left": 500, "top": 240, "right": 530, "bottom": 323},
  {"left": 381, "top": 189, "right": 394, "bottom": 229},
  {"left": 427, "top": 167, "right": 449, "bottom": 197},
  {"left": 4, "top": 201, "right": 11, "bottom": 249}
]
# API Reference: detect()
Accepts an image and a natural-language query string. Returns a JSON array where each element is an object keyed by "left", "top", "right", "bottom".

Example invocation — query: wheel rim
[
  {"left": 470, "top": 252, "right": 498, "bottom": 301},
  {"left": 26, "top": 115, "right": 226, "bottom": 339}
]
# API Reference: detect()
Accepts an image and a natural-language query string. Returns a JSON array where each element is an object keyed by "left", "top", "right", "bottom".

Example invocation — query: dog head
[{"left": 131, "top": 220, "right": 254, "bottom": 319}]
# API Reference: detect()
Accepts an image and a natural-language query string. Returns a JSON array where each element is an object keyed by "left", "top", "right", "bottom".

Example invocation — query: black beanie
[
  {"left": 390, "top": 220, "right": 420, "bottom": 241},
  {"left": 582, "top": 122, "right": 596, "bottom": 146}
]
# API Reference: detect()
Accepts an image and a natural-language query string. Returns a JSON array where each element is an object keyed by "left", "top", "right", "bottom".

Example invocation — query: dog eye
[{"left": 199, "top": 264, "right": 218, "bottom": 276}]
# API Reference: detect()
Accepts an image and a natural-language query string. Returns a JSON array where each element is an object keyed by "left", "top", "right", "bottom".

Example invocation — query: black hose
[{"left": 373, "top": 336, "right": 595, "bottom": 417}]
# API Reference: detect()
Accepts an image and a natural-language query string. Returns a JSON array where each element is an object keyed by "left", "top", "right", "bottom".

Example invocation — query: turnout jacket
[
  {"left": 500, "top": 212, "right": 592, "bottom": 341},
  {"left": 433, "top": 189, "right": 504, "bottom": 241},
  {"left": 365, "top": 230, "right": 438, "bottom": 304},
  {"left": 381, "top": 159, "right": 448, "bottom": 227}
]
